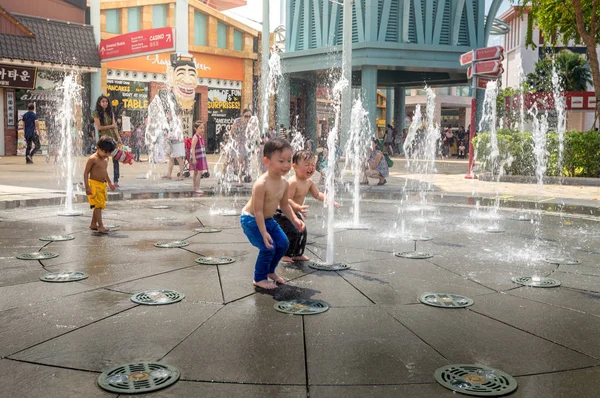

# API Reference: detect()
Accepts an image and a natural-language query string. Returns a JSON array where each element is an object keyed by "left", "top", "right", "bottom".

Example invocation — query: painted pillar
[
  {"left": 361, "top": 65, "right": 377, "bottom": 137},
  {"left": 385, "top": 88, "right": 393, "bottom": 126},
  {"left": 90, "top": 0, "right": 101, "bottom": 141},
  {"left": 394, "top": 87, "right": 405, "bottom": 135},
  {"left": 261, "top": 0, "right": 270, "bottom": 136},
  {"left": 277, "top": 73, "right": 290, "bottom": 132},
  {"left": 305, "top": 82, "right": 317, "bottom": 144},
  {"left": 175, "top": 0, "right": 189, "bottom": 53}
]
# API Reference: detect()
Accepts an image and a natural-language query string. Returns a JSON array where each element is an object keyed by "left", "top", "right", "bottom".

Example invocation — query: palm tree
[{"left": 526, "top": 51, "right": 592, "bottom": 92}]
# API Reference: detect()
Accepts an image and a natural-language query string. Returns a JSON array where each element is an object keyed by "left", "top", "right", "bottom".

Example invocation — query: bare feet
[
  {"left": 281, "top": 256, "right": 294, "bottom": 263},
  {"left": 268, "top": 273, "right": 286, "bottom": 284},
  {"left": 292, "top": 255, "right": 310, "bottom": 261},
  {"left": 161, "top": 175, "right": 172, "bottom": 180},
  {"left": 89, "top": 226, "right": 98, "bottom": 231},
  {"left": 97, "top": 227, "right": 110, "bottom": 234},
  {"left": 253, "top": 280, "right": 278, "bottom": 289},
  {"left": 176, "top": 177, "right": 184, "bottom": 181}
]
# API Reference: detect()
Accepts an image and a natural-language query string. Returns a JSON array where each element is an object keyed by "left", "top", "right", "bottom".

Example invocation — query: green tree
[
  {"left": 527, "top": 51, "right": 592, "bottom": 91},
  {"left": 517, "top": 0, "right": 600, "bottom": 119}
]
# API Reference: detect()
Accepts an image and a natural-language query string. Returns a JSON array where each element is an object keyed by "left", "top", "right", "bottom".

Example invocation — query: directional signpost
[
  {"left": 99, "top": 27, "right": 175, "bottom": 62},
  {"left": 460, "top": 46, "right": 504, "bottom": 179}
]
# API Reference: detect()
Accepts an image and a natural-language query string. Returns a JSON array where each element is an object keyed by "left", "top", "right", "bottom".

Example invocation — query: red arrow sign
[
  {"left": 99, "top": 27, "right": 175, "bottom": 61},
  {"left": 476, "top": 77, "right": 502, "bottom": 89},
  {"left": 473, "top": 60, "right": 503, "bottom": 76},
  {"left": 460, "top": 46, "right": 504, "bottom": 66}
]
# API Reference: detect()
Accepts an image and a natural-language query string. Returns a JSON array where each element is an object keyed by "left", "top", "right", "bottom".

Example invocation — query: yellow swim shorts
[{"left": 87, "top": 179, "right": 107, "bottom": 209}]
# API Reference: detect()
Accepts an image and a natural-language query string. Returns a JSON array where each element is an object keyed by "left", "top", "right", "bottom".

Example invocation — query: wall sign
[
  {"left": 0, "top": 64, "right": 36, "bottom": 89},
  {"left": 6, "top": 91, "right": 15, "bottom": 127},
  {"left": 99, "top": 27, "right": 175, "bottom": 61},
  {"left": 207, "top": 88, "right": 242, "bottom": 152}
]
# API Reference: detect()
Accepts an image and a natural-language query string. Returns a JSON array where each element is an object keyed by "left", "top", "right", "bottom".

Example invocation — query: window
[
  {"left": 405, "top": 89, "right": 412, "bottom": 96},
  {"left": 233, "top": 30, "right": 243, "bottom": 51},
  {"left": 416, "top": 89, "right": 426, "bottom": 95},
  {"left": 152, "top": 5, "right": 167, "bottom": 28},
  {"left": 217, "top": 22, "right": 227, "bottom": 49},
  {"left": 194, "top": 11, "right": 207, "bottom": 46},
  {"left": 105, "top": 9, "right": 120, "bottom": 34},
  {"left": 456, "top": 86, "right": 472, "bottom": 97},
  {"left": 436, "top": 87, "right": 451, "bottom": 95},
  {"left": 128, "top": 7, "right": 141, "bottom": 33}
]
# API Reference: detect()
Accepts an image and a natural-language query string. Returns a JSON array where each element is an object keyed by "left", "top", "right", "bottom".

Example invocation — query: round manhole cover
[
  {"left": 194, "top": 227, "right": 221, "bottom": 233},
  {"left": 98, "top": 362, "right": 180, "bottom": 394},
  {"left": 544, "top": 257, "right": 580, "bottom": 265},
  {"left": 131, "top": 290, "right": 185, "bottom": 305},
  {"left": 195, "top": 256, "right": 235, "bottom": 265},
  {"left": 404, "top": 235, "right": 433, "bottom": 241},
  {"left": 274, "top": 299, "right": 329, "bottom": 315},
  {"left": 151, "top": 205, "right": 171, "bottom": 209},
  {"left": 308, "top": 262, "right": 350, "bottom": 271},
  {"left": 104, "top": 224, "right": 120, "bottom": 230},
  {"left": 39, "top": 235, "right": 74, "bottom": 242},
  {"left": 58, "top": 211, "right": 83, "bottom": 217},
  {"left": 512, "top": 276, "right": 561, "bottom": 288},
  {"left": 419, "top": 293, "right": 474, "bottom": 308},
  {"left": 434, "top": 364, "right": 518, "bottom": 396},
  {"left": 154, "top": 241, "right": 189, "bottom": 248},
  {"left": 40, "top": 271, "right": 88, "bottom": 282},
  {"left": 17, "top": 251, "right": 59, "bottom": 260},
  {"left": 152, "top": 216, "right": 177, "bottom": 221},
  {"left": 395, "top": 251, "right": 433, "bottom": 259},
  {"left": 485, "top": 226, "right": 505, "bottom": 233}
]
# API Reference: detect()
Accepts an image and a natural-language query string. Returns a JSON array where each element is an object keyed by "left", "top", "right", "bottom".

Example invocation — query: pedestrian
[
  {"left": 92, "top": 95, "right": 123, "bottom": 187},
  {"left": 240, "top": 138, "right": 305, "bottom": 290},
  {"left": 190, "top": 120, "right": 209, "bottom": 193},
  {"left": 275, "top": 150, "right": 339, "bottom": 263},
  {"left": 22, "top": 103, "right": 40, "bottom": 164},
  {"left": 83, "top": 136, "right": 116, "bottom": 234},
  {"left": 384, "top": 124, "right": 394, "bottom": 156},
  {"left": 364, "top": 137, "right": 389, "bottom": 185},
  {"left": 133, "top": 123, "right": 143, "bottom": 162}
]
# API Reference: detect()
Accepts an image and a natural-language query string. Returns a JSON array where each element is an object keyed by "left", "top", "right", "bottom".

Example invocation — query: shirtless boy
[
  {"left": 240, "top": 138, "right": 305, "bottom": 290},
  {"left": 84, "top": 136, "right": 116, "bottom": 233},
  {"left": 275, "top": 150, "right": 339, "bottom": 263}
]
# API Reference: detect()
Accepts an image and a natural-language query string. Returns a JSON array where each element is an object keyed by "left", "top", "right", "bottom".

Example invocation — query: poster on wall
[
  {"left": 106, "top": 79, "right": 149, "bottom": 125},
  {"left": 207, "top": 88, "right": 241, "bottom": 153}
]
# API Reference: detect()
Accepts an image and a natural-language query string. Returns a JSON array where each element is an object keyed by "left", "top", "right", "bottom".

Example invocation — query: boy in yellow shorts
[{"left": 84, "top": 136, "right": 116, "bottom": 233}]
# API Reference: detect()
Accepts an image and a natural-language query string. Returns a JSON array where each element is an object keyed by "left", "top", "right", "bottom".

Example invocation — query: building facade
[{"left": 97, "top": 0, "right": 258, "bottom": 152}]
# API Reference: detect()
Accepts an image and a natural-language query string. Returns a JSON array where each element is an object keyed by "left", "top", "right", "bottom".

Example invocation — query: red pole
[{"left": 465, "top": 95, "right": 477, "bottom": 179}]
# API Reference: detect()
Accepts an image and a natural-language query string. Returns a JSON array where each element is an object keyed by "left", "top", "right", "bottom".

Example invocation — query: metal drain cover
[
  {"left": 419, "top": 293, "right": 474, "bottom": 308},
  {"left": 195, "top": 256, "right": 235, "bottom": 265},
  {"left": 511, "top": 214, "right": 531, "bottom": 221},
  {"left": 40, "top": 271, "right": 88, "bottom": 282},
  {"left": 98, "top": 362, "right": 180, "bottom": 394},
  {"left": 434, "top": 364, "right": 518, "bottom": 396},
  {"left": 194, "top": 227, "right": 221, "bottom": 233},
  {"left": 395, "top": 251, "right": 433, "bottom": 259},
  {"left": 485, "top": 226, "right": 505, "bottom": 233},
  {"left": 58, "top": 211, "right": 83, "bottom": 217},
  {"left": 104, "top": 224, "right": 120, "bottom": 230},
  {"left": 39, "top": 235, "right": 74, "bottom": 242},
  {"left": 151, "top": 205, "right": 171, "bottom": 209},
  {"left": 131, "top": 290, "right": 185, "bottom": 305},
  {"left": 404, "top": 235, "right": 433, "bottom": 241},
  {"left": 274, "top": 299, "right": 329, "bottom": 315},
  {"left": 154, "top": 241, "right": 188, "bottom": 248},
  {"left": 544, "top": 257, "right": 580, "bottom": 265},
  {"left": 308, "top": 262, "right": 350, "bottom": 271},
  {"left": 512, "top": 276, "right": 561, "bottom": 288},
  {"left": 152, "top": 216, "right": 177, "bottom": 221},
  {"left": 17, "top": 251, "right": 59, "bottom": 260}
]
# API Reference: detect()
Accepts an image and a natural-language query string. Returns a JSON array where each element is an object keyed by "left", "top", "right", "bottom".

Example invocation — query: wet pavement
[{"left": 0, "top": 187, "right": 599, "bottom": 397}]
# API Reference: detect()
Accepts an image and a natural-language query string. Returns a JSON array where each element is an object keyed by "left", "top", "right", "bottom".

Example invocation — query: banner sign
[
  {"left": 506, "top": 91, "right": 597, "bottom": 111},
  {"left": 460, "top": 46, "right": 504, "bottom": 66},
  {"left": 106, "top": 79, "right": 149, "bottom": 116},
  {"left": 0, "top": 64, "right": 36, "bottom": 89},
  {"left": 207, "top": 88, "right": 242, "bottom": 152},
  {"left": 100, "top": 27, "right": 175, "bottom": 61}
]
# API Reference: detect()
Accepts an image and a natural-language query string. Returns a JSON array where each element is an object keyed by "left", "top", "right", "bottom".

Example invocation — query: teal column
[
  {"left": 305, "top": 82, "right": 317, "bottom": 144},
  {"left": 361, "top": 65, "right": 377, "bottom": 137},
  {"left": 277, "top": 74, "right": 290, "bottom": 131},
  {"left": 364, "top": 0, "right": 379, "bottom": 41},
  {"left": 394, "top": 88, "right": 406, "bottom": 151},
  {"left": 385, "top": 88, "right": 393, "bottom": 126}
]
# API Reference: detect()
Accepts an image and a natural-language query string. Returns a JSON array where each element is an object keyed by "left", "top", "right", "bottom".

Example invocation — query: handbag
[{"left": 384, "top": 153, "right": 394, "bottom": 167}]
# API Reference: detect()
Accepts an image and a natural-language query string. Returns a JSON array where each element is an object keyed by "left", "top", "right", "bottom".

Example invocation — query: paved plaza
[{"left": 1, "top": 156, "right": 600, "bottom": 397}]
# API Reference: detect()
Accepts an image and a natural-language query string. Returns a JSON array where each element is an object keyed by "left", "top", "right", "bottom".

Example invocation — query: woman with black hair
[{"left": 92, "top": 95, "right": 123, "bottom": 187}]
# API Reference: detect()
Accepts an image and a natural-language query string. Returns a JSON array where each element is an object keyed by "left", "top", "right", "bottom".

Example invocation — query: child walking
[
  {"left": 190, "top": 120, "right": 209, "bottom": 194},
  {"left": 240, "top": 138, "right": 305, "bottom": 290},
  {"left": 83, "top": 136, "right": 116, "bottom": 233},
  {"left": 275, "top": 150, "right": 339, "bottom": 263}
]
